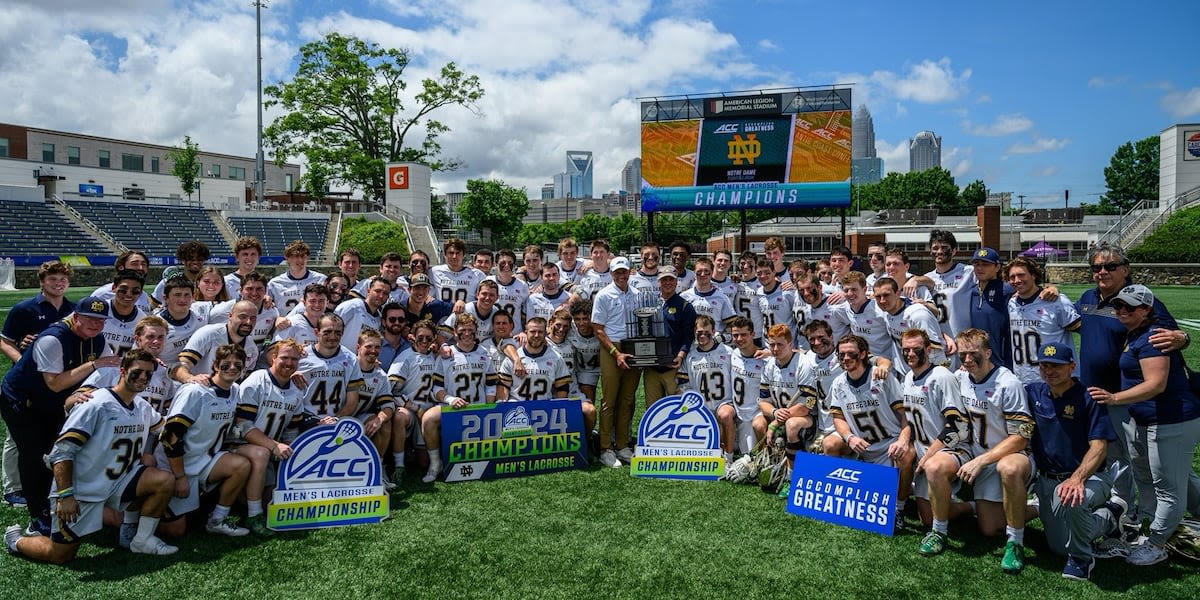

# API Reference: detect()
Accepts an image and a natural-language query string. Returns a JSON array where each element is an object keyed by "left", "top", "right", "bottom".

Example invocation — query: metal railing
[{"left": 49, "top": 193, "right": 128, "bottom": 252}]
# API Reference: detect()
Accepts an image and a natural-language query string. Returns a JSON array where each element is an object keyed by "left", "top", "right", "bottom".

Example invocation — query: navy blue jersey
[
  {"left": 1, "top": 293, "right": 74, "bottom": 353},
  {"left": 1075, "top": 283, "right": 1177, "bottom": 392},
  {"left": 969, "top": 279, "right": 1013, "bottom": 369},
  {"left": 2, "top": 320, "right": 108, "bottom": 414},
  {"left": 1120, "top": 321, "right": 1200, "bottom": 426},
  {"left": 1026, "top": 380, "right": 1116, "bottom": 476}
]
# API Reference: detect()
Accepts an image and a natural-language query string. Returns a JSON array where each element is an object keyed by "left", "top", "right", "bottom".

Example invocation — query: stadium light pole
[{"left": 254, "top": 1, "right": 268, "bottom": 209}]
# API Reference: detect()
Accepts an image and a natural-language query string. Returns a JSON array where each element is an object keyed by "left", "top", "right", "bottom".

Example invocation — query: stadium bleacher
[
  {"left": 0, "top": 199, "right": 109, "bottom": 256},
  {"left": 66, "top": 199, "right": 230, "bottom": 256},
  {"left": 229, "top": 215, "right": 330, "bottom": 256}
]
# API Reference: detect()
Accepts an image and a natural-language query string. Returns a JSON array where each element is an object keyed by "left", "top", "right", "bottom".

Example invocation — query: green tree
[
  {"left": 570, "top": 214, "right": 612, "bottom": 244},
  {"left": 606, "top": 212, "right": 645, "bottom": 252},
  {"left": 264, "top": 32, "right": 484, "bottom": 202},
  {"left": 301, "top": 151, "right": 333, "bottom": 199},
  {"left": 167, "top": 135, "right": 200, "bottom": 201},
  {"left": 959, "top": 179, "right": 988, "bottom": 208},
  {"left": 338, "top": 217, "right": 409, "bottom": 263},
  {"left": 1101, "top": 136, "right": 1159, "bottom": 213},
  {"left": 430, "top": 194, "right": 452, "bottom": 231},
  {"left": 458, "top": 179, "right": 530, "bottom": 248},
  {"left": 516, "top": 223, "right": 569, "bottom": 248}
]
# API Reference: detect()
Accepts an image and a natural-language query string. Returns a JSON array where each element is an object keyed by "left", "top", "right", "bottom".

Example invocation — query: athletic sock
[
  {"left": 123, "top": 509, "right": 140, "bottom": 525},
  {"left": 393, "top": 452, "right": 405, "bottom": 467},
  {"left": 932, "top": 519, "right": 949, "bottom": 535},
  {"left": 133, "top": 516, "right": 161, "bottom": 544},
  {"left": 247, "top": 502, "right": 263, "bottom": 518},
  {"left": 210, "top": 504, "right": 231, "bottom": 523},
  {"left": 896, "top": 499, "right": 907, "bottom": 514},
  {"left": 1006, "top": 526, "right": 1024, "bottom": 545},
  {"left": 428, "top": 450, "right": 441, "bottom": 465}
]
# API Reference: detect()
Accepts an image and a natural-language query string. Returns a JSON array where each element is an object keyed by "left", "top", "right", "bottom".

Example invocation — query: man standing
[
  {"left": 224, "top": 237, "right": 263, "bottom": 300},
  {"left": 401, "top": 274, "right": 453, "bottom": 336},
  {"left": 968, "top": 248, "right": 1014, "bottom": 370},
  {"left": 351, "top": 252, "right": 407, "bottom": 305},
  {"left": 754, "top": 257, "right": 796, "bottom": 336},
  {"left": 1, "top": 297, "right": 118, "bottom": 534},
  {"left": 267, "top": 240, "right": 326, "bottom": 312},
  {"left": 154, "top": 277, "right": 205, "bottom": 366},
  {"left": 573, "top": 239, "right": 614, "bottom": 301},
  {"left": 629, "top": 243, "right": 662, "bottom": 294},
  {"left": 667, "top": 240, "right": 696, "bottom": 291},
  {"left": 272, "top": 283, "right": 329, "bottom": 347},
  {"left": 151, "top": 241, "right": 209, "bottom": 305},
  {"left": 1, "top": 260, "right": 75, "bottom": 507},
  {"left": 711, "top": 249, "right": 740, "bottom": 303},
  {"left": 526, "top": 263, "right": 571, "bottom": 324},
  {"left": 101, "top": 270, "right": 149, "bottom": 356},
  {"left": 446, "top": 280, "right": 503, "bottom": 347},
  {"left": 297, "top": 314, "right": 364, "bottom": 419},
  {"left": 173, "top": 301, "right": 259, "bottom": 384},
  {"left": 377, "top": 301, "right": 410, "bottom": 372},
  {"left": 923, "top": 230, "right": 975, "bottom": 356},
  {"left": 1005, "top": 257, "right": 1080, "bottom": 384},
  {"left": 837, "top": 272, "right": 895, "bottom": 366},
  {"left": 556, "top": 238, "right": 582, "bottom": 285},
  {"left": 5, "top": 349, "right": 178, "bottom": 561},
  {"left": 680, "top": 257, "right": 736, "bottom": 334},
  {"left": 210, "top": 272, "right": 279, "bottom": 355},
  {"left": 92, "top": 251, "right": 154, "bottom": 312},
  {"left": 864, "top": 241, "right": 888, "bottom": 290},
  {"left": 643, "top": 267, "right": 696, "bottom": 408},
  {"left": 432, "top": 237, "right": 483, "bottom": 306},
  {"left": 795, "top": 274, "right": 847, "bottom": 350},
  {"left": 873, "top": 277, "right": 946, "bottom": 375},
  {"left": 338, "top": 248, "right": 363, "bottom": 290},
  {"left": 335, "top": 276, "right": 390, "bottom": 351},
  {"left": 1026, "top": 342, "right": 1124, "bottom": 581},
  {"left": 591, "top": 257, "right": 642, "bottom": 468},
  {"left": 489, "top": 249, "right": 531, "bottom": 333}
]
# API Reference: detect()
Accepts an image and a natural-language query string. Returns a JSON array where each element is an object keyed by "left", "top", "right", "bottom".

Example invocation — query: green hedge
[
  {"left": 1128, "top": 205, "right": 1200, "bottom": 262},
  {"left": 338, "top": 217, "right": 409, "bottom": 263}
]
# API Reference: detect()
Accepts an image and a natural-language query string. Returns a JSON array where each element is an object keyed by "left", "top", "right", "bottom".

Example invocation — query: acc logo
[
  {"left": 712, "top": 123, "right": 739, "bottom": 134},
  {"left": 827, "top": 467, "right": 862, "bottom": 483},
  {"left": 502, "top": 406, "right": 533, "bottom": 438},
  {"left": 387, "top": 165, "right": 409, "bottom": 189},
  {"left": 277, "top": 419, "right": 381, "bottom": 489},
  {"left": 636, "top": 391, "right": 720, "bottom": 449}
]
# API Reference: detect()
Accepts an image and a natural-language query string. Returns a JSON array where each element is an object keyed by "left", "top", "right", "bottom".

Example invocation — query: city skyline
[{"left": 2, "top": 1, "right": 1197, "bottom": 208}]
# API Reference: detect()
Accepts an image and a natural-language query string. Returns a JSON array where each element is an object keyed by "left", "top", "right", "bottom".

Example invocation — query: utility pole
[{"left": 254, "top": 1, "right": 268, "bottom": 208}]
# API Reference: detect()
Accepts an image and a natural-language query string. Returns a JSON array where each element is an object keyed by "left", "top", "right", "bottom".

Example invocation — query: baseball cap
[
  {"left": 1114, "top": 284, "right": 1154, "bottom": 308},
  {"left": 657, "top": 266, "right": 677, "bottom": 280},
  {"left": 75, "top": 296, "right": 112, "bottom": 319},
  {"left": 971, "top": 247, "right": 1001, "bottom": 264},
  {"left": 408, "top": 273, "right": 432, "bottom": 287},
  {"left": 611, "top": 257, "right": 631, "bottom": 272},
  {"left": 1036, "top": 342, "right": 1074, "bottom": 365}
]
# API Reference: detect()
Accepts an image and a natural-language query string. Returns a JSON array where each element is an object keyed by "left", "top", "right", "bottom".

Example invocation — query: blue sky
[{"left": 3, "top": 0, "right": 1197, "bottom": 208}]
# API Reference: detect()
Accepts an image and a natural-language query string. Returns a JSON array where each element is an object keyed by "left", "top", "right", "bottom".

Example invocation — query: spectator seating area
[
  {"left": 0, "top": 199, "right": 109, "bottom": 256},
  {"left": 228, "top": 215, "right": 330, "bottom": 256},
  {"left": 67, "top": 199, "right": 230, "bottom": 256}
]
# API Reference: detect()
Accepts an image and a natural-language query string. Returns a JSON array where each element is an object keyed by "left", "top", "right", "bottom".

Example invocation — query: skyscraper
[
  {"left": 621, "top": 158, "right": 641, "bottom": 194},
  {"left": 909, "top": 131, "right": 942, "bottom": 172},
  {"left": 565, "top": 150, "right": 593, "bottom": 198},
  {"left": 852, "top": 105, "right": 876, "bottom": 159}
]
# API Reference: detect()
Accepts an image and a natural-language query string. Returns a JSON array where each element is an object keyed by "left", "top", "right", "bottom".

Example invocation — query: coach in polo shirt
[
  {"left": 1025, "top": 342, "right": 1123, "bottom": 580},
  {"left": 591, "top": 257, "right": 642, "bottom": 468},
  {"left": 0, "top": 296, "right": 119, "bottom": 533}
]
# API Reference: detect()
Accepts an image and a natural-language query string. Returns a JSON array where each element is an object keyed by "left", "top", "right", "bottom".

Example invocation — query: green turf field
[{"left": 0, "top": 285, "right": 1198, "bottom": 599}]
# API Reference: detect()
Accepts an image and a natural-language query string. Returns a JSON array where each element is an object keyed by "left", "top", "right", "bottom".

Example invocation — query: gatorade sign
[{"left": 388, "top": 165, "right": 410, "bottom": 189}]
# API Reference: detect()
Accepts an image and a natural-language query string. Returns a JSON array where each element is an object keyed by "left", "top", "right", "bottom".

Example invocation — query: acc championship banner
[
  {"left": 640, "top": 87, "right": 852, "bottom": 212},
  {"left": 268, "top": 420, "right": 389, "bottom": 531},
  {"left": 785, "top": 453, "right": 898, "bottom": 536},
  {"left": 439, "top": 400, "right": 588, "bottom": 482},
  {"left": 631, "top": 392, "right": 724, "bottom": 480}
]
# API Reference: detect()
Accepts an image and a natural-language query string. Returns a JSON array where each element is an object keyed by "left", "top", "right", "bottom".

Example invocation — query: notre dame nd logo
[
  {"left": 268, "top": 419, "right": 388, "bottom": 530},
  {"left": 727, "top": 134, "right": 761, "bottom": 166},
  {"left": 631, "top": 391, "right": 724, "bottom": 480}
]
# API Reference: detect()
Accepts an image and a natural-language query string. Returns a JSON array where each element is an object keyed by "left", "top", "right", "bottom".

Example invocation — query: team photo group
[{"left": 2, "top": 231, "right": 1198, "bottom": 582}]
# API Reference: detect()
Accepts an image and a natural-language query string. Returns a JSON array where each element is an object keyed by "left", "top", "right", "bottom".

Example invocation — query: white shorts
[
  {"left": 733, "top": 399, "right": 761, "bottom": 424},
  {"left": 576, "top": 369, "right": 599, "bottom": 387},
  {"left": 966, "top": 452, "right": 1035, "bottom": 503},
  {"left": 856, "top": 446, "right": 899, "bottom": 467},
  {"left": 50, "top": 466, "right": 143, "bottom": 543},
  {"left": 160, "top": 451, "right": 225, "bottom": 516}
]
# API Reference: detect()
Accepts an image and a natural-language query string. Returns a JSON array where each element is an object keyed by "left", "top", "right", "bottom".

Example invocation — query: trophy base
[{"left": 621, "top": 337, "right": 675, "bottom": 368}]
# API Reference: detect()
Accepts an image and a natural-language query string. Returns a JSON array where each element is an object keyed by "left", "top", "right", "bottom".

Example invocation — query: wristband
[
  {"left": 54, "top": 487, "right": 74, "bottom": 499},
  {"left": 609, "top": 345, "right": 617, "bottom": 355}
]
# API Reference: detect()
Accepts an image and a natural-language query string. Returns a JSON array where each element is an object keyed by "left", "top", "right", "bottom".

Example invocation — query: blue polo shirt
[
  {"left": 1075, "top": 281, "right": 1177, "bottom": 392},
  {"left": 1120, "top": 320, "right": 1200, "bottom": 426},
  {"left": 1, "top": 293, "right": 75, "bottom": 353},
  {"left": 969, "top": 278, "right": 1013, "bottom": 369},
  {"left": 654, "top": 293, "right": 697, "bottom": 373},
  {"left": 1027, "top": 380, "right": 1116, "bottom": 477}
]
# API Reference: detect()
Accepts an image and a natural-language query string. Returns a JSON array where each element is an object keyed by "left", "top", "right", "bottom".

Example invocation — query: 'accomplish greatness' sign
[{"left": 785, "top": 452, "right": 898, "bottom": 536}]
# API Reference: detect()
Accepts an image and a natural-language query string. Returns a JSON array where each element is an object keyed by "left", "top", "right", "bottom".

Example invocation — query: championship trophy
[{"left": 620, "top": 290, "right": 674, "bottom": 368}]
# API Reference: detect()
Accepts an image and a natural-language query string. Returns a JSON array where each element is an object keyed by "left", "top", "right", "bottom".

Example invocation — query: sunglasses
[
  {"left": 1090, "top": 262, "right": 1125, "bottom": 273},
  {"left": 386, "top": 317, "right": 406, "bottom": 324},
  {"left": 115, "top": 286, "right": 142, "bottom": 296},
  {"left": 414, "top": 335, "right": 435, "bottom": 343},
  {"left": 1110, "top": 301, "right": 1143, "bottom": 312}
]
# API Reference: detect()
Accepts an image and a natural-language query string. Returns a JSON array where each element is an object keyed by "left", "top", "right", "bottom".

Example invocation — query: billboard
[{"left": 640, "top": 88, "right": 852, "bottom": 212}]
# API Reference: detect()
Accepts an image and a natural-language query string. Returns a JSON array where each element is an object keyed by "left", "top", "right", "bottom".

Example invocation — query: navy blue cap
[
  {"left": 1036, "top": 342, "right": 1074, "bottom": 365},
  {"left": 75, "top": 296, "right": 112, "bottom": 319},
  {"left": 971, "top": 247, "right": 1001, "bottom": 264}
]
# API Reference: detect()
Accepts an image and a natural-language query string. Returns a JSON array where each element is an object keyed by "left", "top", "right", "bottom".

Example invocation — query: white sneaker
[
  {"left": 422, "top": 460, "right": 442, "bottom": 484},
  {"left": 205, "top": 518, "right": 249, "bottom": 537},
  {"left": 4, "top": 524, "right": 21, "bottom": 554},
  {"left": 616, "top": 447, "right": 634, "bottom": 465},
  {"left": 130, "top": 535, "right": 179, "bottom": 556},
  {"left": 599, "top": 450, "right": 619, "bottom": 468},
  {"left": 723, "top": 452, "right": 734, "bottom": 465},
  {"left": 381, "top": 472, "right": 397, "bottom": 491},
  {"left": 1126, "top": 542, "right": 1169, "bottom": 566},
  {"left": 118, "top": 522, "right": 137, "bottom": 549}
]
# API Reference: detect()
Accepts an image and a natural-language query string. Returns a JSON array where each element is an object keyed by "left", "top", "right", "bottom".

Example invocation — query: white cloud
[
  {"left": 1006, "top": 137, "right": 1070, "bottom": 156},
  {"left": 758, "top": 39, "right": 779, "bottom": 51},
  {"left": 976, "top": 93, "right": 991, "bottom": 103},
  {"left": 876, "top": 139, "right": 910, "bottom": 174},
  {"left": 871, "top": 58, "right": 970, "bottom": 104},
  {"left": 1161, "top": 87, "right": 1200, "bottom": 119},
  {"left": 966, "top": 113, "right": 1033, "bottom": 137},
  {"left": 1087, "top": 75, "right": 1127, "bottom": 88}
]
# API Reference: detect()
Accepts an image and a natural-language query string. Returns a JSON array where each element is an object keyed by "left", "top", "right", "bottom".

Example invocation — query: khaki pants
[
  {"left": 599, "top": 347, "right": 642, "bottom": 451},
  {"left": 641, "top": 368, "right": 678, "bottom": 408}
]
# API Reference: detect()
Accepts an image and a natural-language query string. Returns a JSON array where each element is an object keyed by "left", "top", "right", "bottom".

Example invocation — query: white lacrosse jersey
[
  {"left": 157, "top": 382, "right": 239, "bottom": 476},
  {"left": 1007, "top": 292, "right": 1081, "bottom": 384},
  {"left": 430, "top": 264, "right": 484, "bottom": 305},
  {"left": 297, "top": 345, "right": 365, "bottom": 418},
  {"left": 434, "top": 343, "right": 497, "bottom": 404},
  {"left": 499, "top": 346, "right": 572, "bottom": 401},
  {"left": 956, "top": 365, "right": 1032, "bottom": 457},
  {"left": 268, "top": 270, "right": 326, "bottom": 313},
  {"left": 730, "top": 349, "right": 766, "bottom": 422},
  {"left": 236, "top": 369, "right": 307, "bottom": 441},
  {"left": 829, "top": 370, "right": 904, "bottom": 454},
  {"left": 901, "top": 364, "right": 964, "bottom": 458},
  {"left": 677, "top": 343, "right": 734, "bottom": 411},
  {"left": 55, "top": 388, "right": 162, "bottom": 501}
]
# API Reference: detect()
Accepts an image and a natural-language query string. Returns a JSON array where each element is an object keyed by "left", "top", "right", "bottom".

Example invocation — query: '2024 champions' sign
[{"left": 439, "top": 400, "right": 589, "bottom": 481}]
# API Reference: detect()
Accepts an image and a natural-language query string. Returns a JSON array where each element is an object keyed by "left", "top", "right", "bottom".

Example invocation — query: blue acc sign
[
  {"left": 785, "top": 453, "right": 898, "bottom": 536},
  {"left": 439, "top": 400, "right": 588, "bottom": 482},
  {"left": 268, "top": 419, "right": 388, "bottom": 530},
  {"left": 631, "top": 392, "right": 724, "bottom": 480}
]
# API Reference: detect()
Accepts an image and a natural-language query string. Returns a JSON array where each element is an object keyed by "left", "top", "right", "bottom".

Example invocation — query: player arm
[
  {"left": 974, "top": 425, "right": 1031, "bottom": 468},
  {"left": 890, "top": 399, "right": 912, "bottom": 446},
  {"left": 0, "top": 336, "right": 21, "bottom": 362},
  {"left": 337, "top": 388, "right": 361, "bottom": 418},
  {"left": 1099, "top": 355, "right": 1169, "bottom": 405},
  {"left": 552, "top": 373, "right": 571, "bottom": 399},
  {"left": 496, "top": 362, "right": 512, "bottom": 401},
  {"left": 42, "top": 355, "right": 117, "bottom": 394}
]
